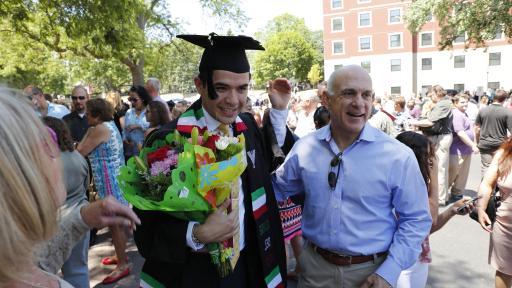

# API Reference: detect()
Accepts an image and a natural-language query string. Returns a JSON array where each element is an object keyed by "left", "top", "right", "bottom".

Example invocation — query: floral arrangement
[{"left": 118, "top": 127, "right": 247, "bottom": 277}]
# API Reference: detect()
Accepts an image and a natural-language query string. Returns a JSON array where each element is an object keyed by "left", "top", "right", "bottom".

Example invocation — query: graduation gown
[{"left": 134, "top": 100, "right": 287, "bottom": 288}]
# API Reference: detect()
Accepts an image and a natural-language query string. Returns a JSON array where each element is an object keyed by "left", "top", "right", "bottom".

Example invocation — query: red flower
[
  {"left": 147, "top": 146, "right": 170, "bottom": 166},
  {"left": 202, "top": 135, "right": 220, "bottom": 152}
]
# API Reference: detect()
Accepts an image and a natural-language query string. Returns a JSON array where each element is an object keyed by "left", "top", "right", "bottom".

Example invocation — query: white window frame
[
  {"left": 454, "top": 55, "right": 465, "bottom": 68},
  {"left": 361, "top": 60, "right": 371, "bottom": 73},
  {"left": 425, "top": 12, "right": 434, "bottom": 22},
  {"left": 388, "top": 32, "right": 403, "bottom": 49},
  {"left": 489, "top": 52, "right": 501, "bottom": 66},
  {"left": 421, "top": 58, "right": 432, "bottom": 70},
  {"left": 388, "top": 7, "right": 402, "bottom": 24},
  {"left": 332, "top": 40, "right": 345, "bottom": 55},
  {"left": 453, "top": 32, "right": 465, "bottom": 44},
  {"left": 390, "top": 86, "right": 401, "bottom": 95},
  {"left": 331, "top": 17, "right": 344, "bottom": 32},
  {"left": 358, "top": 35, "right": 372, "bottom": 52},
  {"left": 358, "top": 11, "right": 372, "bottom": 28},
  {"left": 331, "top": 0, "right": 343, "bottom": 9},
  {"left": 390, "top": 59, "right": 401, "bottom": 72},
  {"left": 419, "top": 31, "right": 434, "bottom": 47}
]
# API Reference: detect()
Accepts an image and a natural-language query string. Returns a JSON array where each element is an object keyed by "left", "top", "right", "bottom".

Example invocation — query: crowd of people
[{"left": 1, "top": 32, "right": 512, "bottom": 288}]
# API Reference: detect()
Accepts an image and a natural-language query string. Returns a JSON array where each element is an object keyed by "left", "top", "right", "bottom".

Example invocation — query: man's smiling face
[{"left": 326, "top": 67, "right": 373, "bottom": 139}]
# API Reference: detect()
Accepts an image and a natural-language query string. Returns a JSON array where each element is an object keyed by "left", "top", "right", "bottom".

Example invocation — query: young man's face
[
  {"left": 455, "top": 98, "right": 468, "bottom": 112},
  {"left": 196, "top": 70, "right": 250, "bottom": 124}
]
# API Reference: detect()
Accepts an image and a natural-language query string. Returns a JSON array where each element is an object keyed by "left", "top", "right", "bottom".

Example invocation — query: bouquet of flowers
[{"left": 118, "top": 127, "right": 247, "bottom": 277}]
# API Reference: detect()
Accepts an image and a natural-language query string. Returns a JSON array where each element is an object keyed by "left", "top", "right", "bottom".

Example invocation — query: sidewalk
[{"left": 88, "top": 228, "right": 142, "bottom": 288}]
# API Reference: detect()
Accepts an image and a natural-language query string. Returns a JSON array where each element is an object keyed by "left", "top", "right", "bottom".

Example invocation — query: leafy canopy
[{"left": 405, "top": 0, "right": 512, "bottom": 49}]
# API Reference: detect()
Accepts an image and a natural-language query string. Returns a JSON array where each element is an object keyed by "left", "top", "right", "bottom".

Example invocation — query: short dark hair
[
  {"left": 313, "top": 106, "right": 330, "bottom": 129},
  {"left": 86, "top": 98, "right": 114, "bottom": 122},
  {"left": 42, "top": 117, "right": 75, "bottom": 152},
  {"left": 148, "top": 101, "right": 171, "bottom": 127},
  {"left": 494, "top": 89, "right": 508, "bottom": 103},
  {"left": 452, "top": 93, "right": 469, "bottom": 104},
  {"left": 129, "top": 85, "right": 152, "bottom": 106}
]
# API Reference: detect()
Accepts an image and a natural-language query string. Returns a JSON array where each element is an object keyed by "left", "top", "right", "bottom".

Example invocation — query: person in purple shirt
[
  {"left": 448, "top": 94, "right": 479, "bottom": 203},
  {"left": 272, "top": 66, "right": 432, "bottom": 288}
]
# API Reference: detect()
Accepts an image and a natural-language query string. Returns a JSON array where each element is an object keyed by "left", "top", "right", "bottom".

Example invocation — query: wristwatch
[{"left": 191, "top": 223, "right": 203, "bottom": 246}]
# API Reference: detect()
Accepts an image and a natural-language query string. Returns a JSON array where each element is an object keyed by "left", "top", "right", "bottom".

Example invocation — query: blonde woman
[
  {"left": 105, "top": 90, "right": 127, "bottom": 134},
  {"left": 0, "top": 90, "right": 140, "bottom": 287}
]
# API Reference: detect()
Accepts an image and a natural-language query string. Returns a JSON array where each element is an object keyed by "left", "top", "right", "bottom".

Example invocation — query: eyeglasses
[
  {"left": 71, "top": 96, "right": 86, "bottom": 101},
  {"left": 328, "top": 152, "right": 343, "bottom": 190},
  {"left": 128, "top": 97, "right": 139, "bottom": 102}
]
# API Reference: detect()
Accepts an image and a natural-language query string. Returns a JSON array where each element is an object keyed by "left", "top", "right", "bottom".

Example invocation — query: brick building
[{"left": 323, "top": 0, "right": 511, "bottom": 97}]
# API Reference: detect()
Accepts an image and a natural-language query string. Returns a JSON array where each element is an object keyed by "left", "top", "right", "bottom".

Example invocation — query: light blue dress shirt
[
  {"left": 272, "top": 123, "right": 432, "bottom": 286},
  {"left": 36, "top": 101, "right": 70, "bottom": 119}
]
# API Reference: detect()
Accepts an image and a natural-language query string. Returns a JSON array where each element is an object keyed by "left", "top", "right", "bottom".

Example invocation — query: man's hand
[
  {"left": 80, "top": 196, "right": 141, "bottom": 230},
  {"left": 267, "top": 78, "right": 291, "bottom": 110},
  {"left": 360, "top": 273, "right": 391, "bottom": 288},
  {"left": 194, "top": 200, "right": 239, "bottom": 244}
]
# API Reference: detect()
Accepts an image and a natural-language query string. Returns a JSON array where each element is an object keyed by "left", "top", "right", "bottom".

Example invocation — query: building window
[
  {"left": 489, "top": 52, "right": 501, "bottom": 66},
  {"left": 388, "top": 8, "right": 402, "bottom": 24},
  {"left": 334, "top": 64, "right": 344, "bottom": 70},
  {"left": 361, "top": 61, "right": 371, "bottom": 73},
  {"left": 488, "top": 82, "right": 500, "bottom": 89},
  {"left": 421, "top": 58, "right": 432, "bottom": 70},
  {"left": 420, "top": 32, "right": 433, "bottom": 46},
  {"left": 390, "top": 59, "right": 401, "bottom": 71},
  {"left": 426, "top": 12, "right": 433, "bottom": 22},
  {"left": 332, "top": 41, "right": 344, "bottom": 54},
  {"left": 331, "top": 0, "right": 343, "bottom": 9},
  {"left": 391, "top": 86, "right": 401, "bottom": 94},
  {"left": 454, "top": 33, "right": 465, "bottom": 43},
  {"left": 494, "top": 28, "right": 503, "bottom": 40},
  {"left": 389, "top": 33, "right": 402, "bottom": 48},
  {"left": 359, "top": 36, "right": 372, "bottom": 51},
  {"left": 454, "top": 55, "right": 465, "bottom": 68},
  {"left": 358, "top": 12, "right": 372, "bottom": 27},
  {"left": 332, "top": 17, "right": 344, "bottom": 32},
  {"left": 454, "top": 84, "right": 465, "bottom": 92}
]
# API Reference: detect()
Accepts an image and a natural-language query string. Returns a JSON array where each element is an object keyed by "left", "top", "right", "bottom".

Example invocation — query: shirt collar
[
  {"left": 202, "top": 107, "right": 223, "bottom": 132},
  {"left": 316, "top": 122, "right": 377, "bottom": 143}
]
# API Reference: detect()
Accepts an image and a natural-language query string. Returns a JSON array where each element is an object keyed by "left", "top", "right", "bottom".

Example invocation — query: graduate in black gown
[{"left": 135, "top": 33, "right": 287, "bottom": 288}]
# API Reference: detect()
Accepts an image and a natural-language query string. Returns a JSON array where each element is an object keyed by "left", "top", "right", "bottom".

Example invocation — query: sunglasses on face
[
  {"left": 128, "top": 97, "right": 139, "bottom": 102},
  {"left": 71, "top": 96, "right": 86, "bottom": 101},
  {"left": 328, "top": 152, "right": 343, "bottom": 190}
]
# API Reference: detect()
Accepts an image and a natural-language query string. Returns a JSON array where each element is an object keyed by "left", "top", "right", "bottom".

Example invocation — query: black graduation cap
[{"left": 177, "top": 33, "right": 265, "bottom": 99}]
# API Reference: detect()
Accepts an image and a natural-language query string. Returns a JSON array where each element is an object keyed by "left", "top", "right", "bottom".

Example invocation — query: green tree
[
  {"left": 307, "top": 64, "right": 322, "bottom": 86},
  {"left": 405, "top": 0, "right": 512, "bottom": 49},
  {"left": 0, "top": 0, "right": 247, "bottom": 85},
  {"left": 253, "top": 31, "right": 316, "bottom": 86},
  {"left": 253, "top": 14, "right": 323, "bottom": 87}
]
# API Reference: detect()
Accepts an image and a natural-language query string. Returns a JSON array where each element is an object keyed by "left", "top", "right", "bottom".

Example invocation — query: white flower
[{"left": 215, "top": 136, "right": 230, "bottom": 150}]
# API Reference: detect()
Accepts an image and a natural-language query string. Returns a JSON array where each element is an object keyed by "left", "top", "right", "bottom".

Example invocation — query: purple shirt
[{"left": 450, "top": 108, "right": 474, "bottom": 155}]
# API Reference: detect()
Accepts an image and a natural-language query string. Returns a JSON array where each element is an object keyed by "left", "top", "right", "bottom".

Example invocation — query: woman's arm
[
  {"left": 76, "top": 125, "right": 109, "bottom": 156},
  {"left": 427, "top": 156, "right": 439, "bottom": 232},
  {"left": 477, "top": 150, "right": 501, "bottom": 232}
]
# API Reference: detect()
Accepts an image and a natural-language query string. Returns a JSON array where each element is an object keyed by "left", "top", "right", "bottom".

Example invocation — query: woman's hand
[{"left": 478, "top": 207, "right": 492, "bottom": 232}]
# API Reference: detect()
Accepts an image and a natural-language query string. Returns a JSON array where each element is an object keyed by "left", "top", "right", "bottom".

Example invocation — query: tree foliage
[
  {"left": 405, "top": 0, "right": 512, "bottom": 49},
  {"left": 253, "top": 14, "right": 323, "bottom": 87},
  {"left": 307, "top": 64, "right": 322, "bottom": 86},
  {"left": 253, "top": 31, "right": 316, "bottom": 86},
  {"left": 0, "top": 0, "right": 246, "bottom": 86}
]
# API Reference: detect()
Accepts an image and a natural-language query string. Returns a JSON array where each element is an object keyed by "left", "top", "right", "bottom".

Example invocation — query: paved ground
[{"left": 88, "top": 154, "right": 494, "bottom": 287}]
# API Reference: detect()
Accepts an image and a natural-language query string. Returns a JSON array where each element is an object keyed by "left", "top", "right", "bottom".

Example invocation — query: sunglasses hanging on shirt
[{"left": 328, "top": 152, "right": 343, "bottom": 190}]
